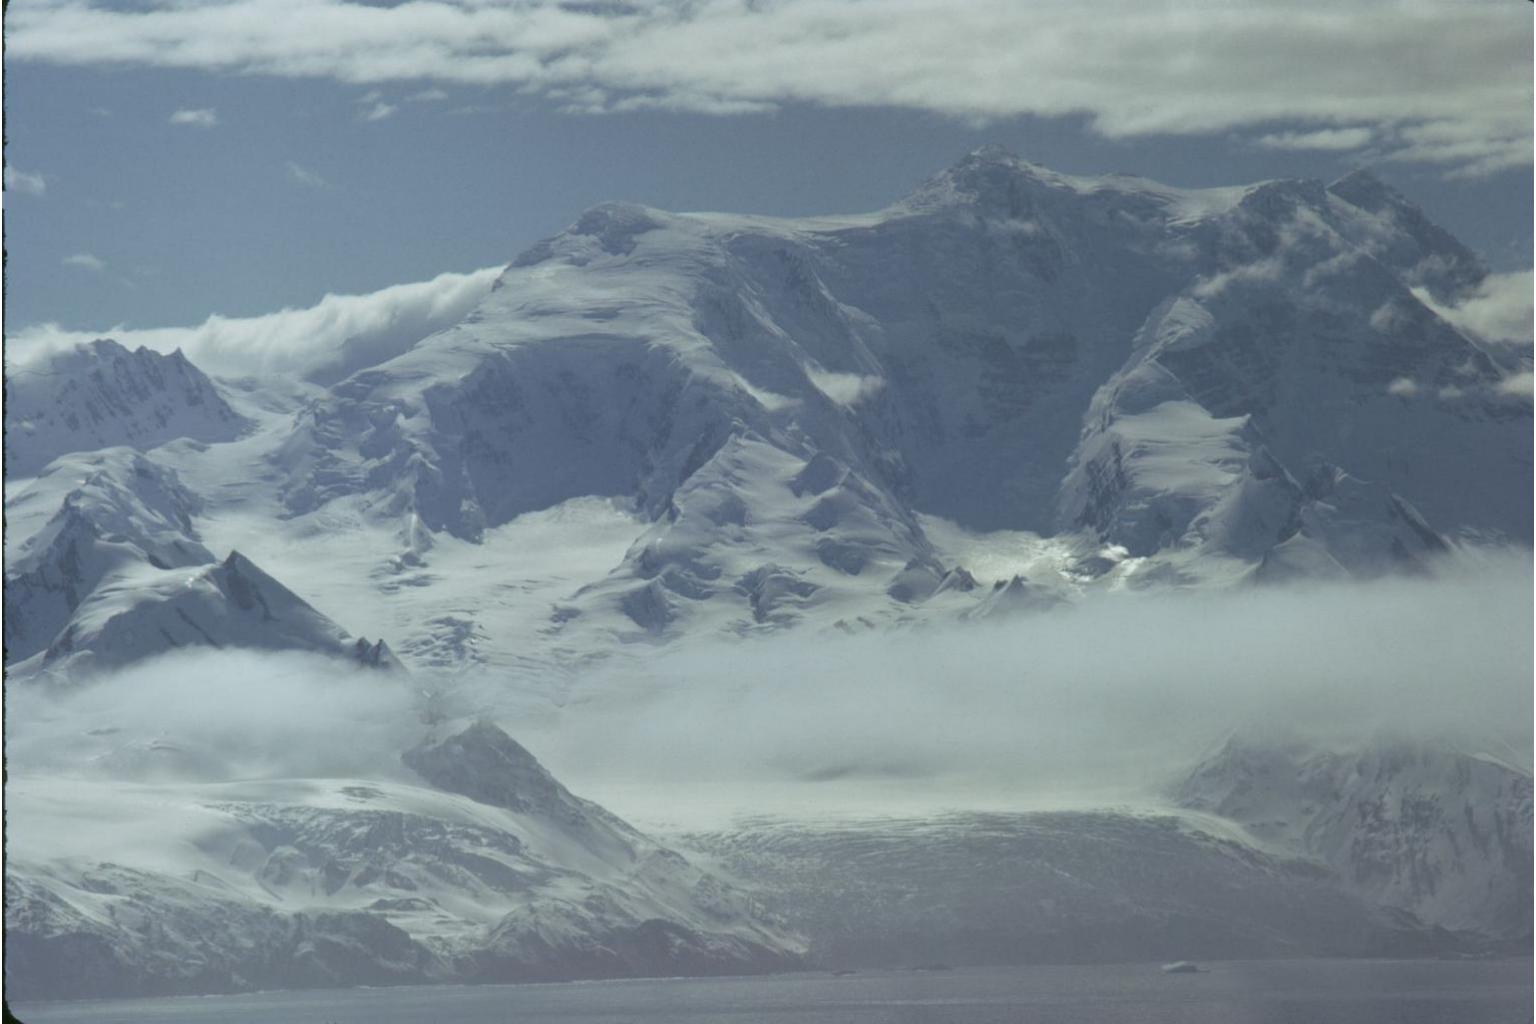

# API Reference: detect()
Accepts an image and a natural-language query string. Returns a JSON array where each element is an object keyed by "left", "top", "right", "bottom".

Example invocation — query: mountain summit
[{"left": 5, "top": 150, "right": 1529, "bottom": 673}]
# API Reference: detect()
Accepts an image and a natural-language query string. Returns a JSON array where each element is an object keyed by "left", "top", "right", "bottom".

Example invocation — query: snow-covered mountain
[
  {"left": 3, "top": 446, "right": 399, "bottom": 677},
  {"left": 1175, "top": 736, "right": 1533, "bottom": 939},
  {"left": 3, "top": 150, "right": 1529, "bottom": 997},
  {"left": 680, "top": 809, "right": 1449, "bottom": 970},
  {"left": 5, "top": 149, "right": 1528, "bottom": 674},
  {"left": 5, "top": 339, "right": 247, "bottom": 479},
  {"left": 4, "top": 720, "right": 802, "bottom": 1000},
  {"left": 267, "top": 147, "right": 1526, "bottom": 654}
]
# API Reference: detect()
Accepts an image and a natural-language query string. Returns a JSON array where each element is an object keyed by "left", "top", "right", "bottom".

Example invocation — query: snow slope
[{"left": 4, "top": 720, "right": 802, "bottom": 1000}]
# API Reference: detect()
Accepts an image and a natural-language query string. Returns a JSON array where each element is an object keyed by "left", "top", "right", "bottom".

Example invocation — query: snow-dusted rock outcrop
[
  {"left": 3, "top": 449, "right": 214, "bottom": 662},
  {"left": 5, "top": 339, "right": 246, "bottom": 478},
  {"left": 16, "top": 550, "right": 401, "bottom": 679},
  {"left": 4, "top": 443, "right": 402, "bottom": 676},
  {"left": 1175, "top": 737, "right": 1533, "bottom": 939}
]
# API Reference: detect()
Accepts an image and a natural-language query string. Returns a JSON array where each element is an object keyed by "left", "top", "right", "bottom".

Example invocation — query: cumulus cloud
[
  {"left": 5, "top": 167, "right": 47, "bottom": 195},
  {"left": 7, "top": 265, "right": 502, "bottom": 381},
  {"left": 62, "top": 253, "right": 106, "bottom": 271},
  {"left": 285, "top": 160, "right": 327, "bottom": 187},
  {"left": 6, "top": 0, "right": 1528, "bottom": 177},
  {"left": 169, "top": 107, "right": 219, "bottom": 127}
]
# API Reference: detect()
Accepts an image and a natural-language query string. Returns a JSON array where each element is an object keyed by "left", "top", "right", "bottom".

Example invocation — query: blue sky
[{"left": 4, "top": 0, "right": 1530, "bottom": 344}]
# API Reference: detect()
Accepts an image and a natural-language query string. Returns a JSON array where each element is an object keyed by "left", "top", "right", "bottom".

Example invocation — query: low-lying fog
[{"left": 8, "top": 555, "right": 1531, "bottom": 830}]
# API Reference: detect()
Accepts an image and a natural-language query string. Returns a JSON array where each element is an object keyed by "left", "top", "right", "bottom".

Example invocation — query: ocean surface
[{"left": 11, "top": 959, "right": 1533, "bottom": 1024}]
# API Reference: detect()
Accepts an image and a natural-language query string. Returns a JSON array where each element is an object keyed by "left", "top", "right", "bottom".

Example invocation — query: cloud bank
[
  {"left": 7, "top": 0, "right": 1529, "bottom": 176},
  {"left": 7, "top": 264, "right": 502, "bottom": 381},
  {"left": 6, "top": 556, "right": 1530, "bottom": 829}
]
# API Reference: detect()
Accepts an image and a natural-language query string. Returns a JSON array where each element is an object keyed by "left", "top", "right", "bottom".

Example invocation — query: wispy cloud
[
  {"left": 169, "top": 107, "right": 219, "bottom": 128},
  {"left": 62, "top": 253, "right": 106, "bottom": 271},
  {"left": 1255, "top": 127, "right": 1375, "bottom": 152},
  {"left": 1496, "top": 372, "right": 1533, "bottom": 398},
  {"left": 6, "top": 0, "right": 1528, "bottom": 177},
  {"left": 360, "top": 100, "right": 397, "bottom": 122},
  {"left": 5, "top": 167, "right": 47, "bottom": 196},
  {"left": 8, "top": 265, "right": 502, "bottom": 381},
  {"left": 285, "top": 160, "right": 327, "bottom": 188},
  {"left": 407, "top": 88, "right": 449, "bottom": 103}
]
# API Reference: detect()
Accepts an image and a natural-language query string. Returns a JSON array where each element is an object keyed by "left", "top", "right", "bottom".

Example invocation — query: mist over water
[{"left": 8, "top": 555, "right": 1531, "bottom": 827}]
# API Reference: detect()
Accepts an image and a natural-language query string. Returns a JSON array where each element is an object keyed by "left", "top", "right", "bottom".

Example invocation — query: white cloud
[
  {"left": 169, "top": 107, "right": 219, "bottom": 127},
  {"left": 1496, "top": 371, "right": 1533, "bottom": 398},
  {"left": 8, "top": 557, "right": 1527, "bottom": 823},
  {"left": 1387, "top": 377, "right": 1419, "bottom": 397},
  {"left": 1415, "top": 271, "right": 1533, "bottom": 349},
  {"left": 6, "top": 0, "right": 1528, "bottom": 177},
  {"left": 7, "top": 265, "right": 502, "bottom": 381},
  {"left": 519, "top": 559, "right": 1533, "bottom": 822},
  {"left": 1255, "top": 127, "right": 1375, "bottom": 152},
  {"left": 285, "top": 160, "right": 327, "bottom": 187},
  {"left": 62, "top": 253, "right": 106, "bottom": 271},
  {"left": 5, "top": 167, "right": 47, "bottom": 195},
  {"left": 360, "top": 100, "right": 397, "bottom": 122}
]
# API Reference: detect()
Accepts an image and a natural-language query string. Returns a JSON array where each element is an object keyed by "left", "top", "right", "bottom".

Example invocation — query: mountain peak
[
  {"left": 1327, "top": 167, "right": 1400, "bottom": 208},
  {"left": 5, "top": 337, "right": 247, "bottom": 478},
  {"left": 402, "top": 720, "right": 574, "bottom": 817},
  {"left": 959, "top": 143, "right": 1025, "bottom": 166}
]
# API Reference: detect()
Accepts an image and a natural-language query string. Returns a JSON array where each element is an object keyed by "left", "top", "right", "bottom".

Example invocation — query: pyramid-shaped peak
[
  {"left": 402, "top": 720, "right": 568, "bottom": 815},
  {"left": 85, "top": 337, "right": 132, "bottom": 357},
  {"left": 1328, "top": 167, "right": 1397, "bottom": 203}
]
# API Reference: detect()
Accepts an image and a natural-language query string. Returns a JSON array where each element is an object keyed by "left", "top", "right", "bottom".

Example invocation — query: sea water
[{"left": 12, "top": 959, "right": 1532, "bottom": 1024}]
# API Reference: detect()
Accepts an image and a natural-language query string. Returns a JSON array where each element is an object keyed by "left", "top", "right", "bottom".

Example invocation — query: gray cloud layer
[{"left": 9, "top": 0, "right": 1530, "bottom": 176}]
